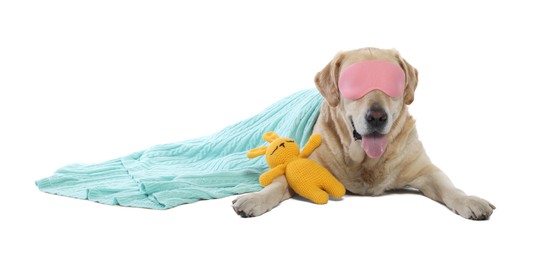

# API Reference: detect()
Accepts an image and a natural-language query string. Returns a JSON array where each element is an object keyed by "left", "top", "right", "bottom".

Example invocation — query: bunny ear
[
  {"left": 263, "top": 132, "right": 279, "bottom": 143},
  {"left": 247, "top": 146, "right": 268, "bottom": 158}
]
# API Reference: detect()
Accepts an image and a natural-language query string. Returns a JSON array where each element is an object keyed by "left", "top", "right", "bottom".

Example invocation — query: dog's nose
[{"left": 365, "top": 105, "right": 388, "bottom": 129}]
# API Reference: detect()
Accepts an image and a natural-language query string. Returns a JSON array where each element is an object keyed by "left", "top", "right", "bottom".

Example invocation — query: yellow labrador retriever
[{"left": 232, "top": 47, "right": 495, "bottom": 220}]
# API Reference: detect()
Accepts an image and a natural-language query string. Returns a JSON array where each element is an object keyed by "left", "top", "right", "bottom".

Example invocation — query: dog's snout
[{"left": 365, "top": 105, "right": 388, "bottom": 129}]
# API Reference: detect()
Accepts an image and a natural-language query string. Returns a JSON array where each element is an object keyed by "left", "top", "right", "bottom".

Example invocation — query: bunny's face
[{"left": 265, "top": 137, "right": 299, "bottom": 167}]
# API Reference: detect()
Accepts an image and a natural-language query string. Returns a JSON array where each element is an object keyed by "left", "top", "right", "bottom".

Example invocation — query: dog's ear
[
  {"left": 247, "top": 146, "right": 267, "bottom": 158},
  {"left": 314, "top": 52, "right": 345, "bottom": 107},
  {"left": 396, "top": 53, "right": 419, "bottom": 105}
]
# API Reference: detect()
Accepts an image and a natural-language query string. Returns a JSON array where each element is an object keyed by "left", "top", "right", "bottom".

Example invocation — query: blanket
[{"left": 35, "top": 89, "right": 323, "bottom": 209}]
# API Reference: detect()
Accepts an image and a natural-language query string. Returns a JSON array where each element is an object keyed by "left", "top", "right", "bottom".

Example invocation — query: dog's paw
[
  {"left": 450, "top": 195, "right": 496, "bottom": 220},
  {"left": 232, "top": 193, "right": 271, "bottom": 218}
]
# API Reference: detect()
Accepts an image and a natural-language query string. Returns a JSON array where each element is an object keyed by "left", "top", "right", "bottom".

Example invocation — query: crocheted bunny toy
[{"left": 247, "top": 131, "right": 345, "bottom": 204}]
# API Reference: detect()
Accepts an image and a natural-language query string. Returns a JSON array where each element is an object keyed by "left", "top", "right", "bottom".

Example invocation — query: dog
[{"left": 232, "top": 47, "right": 495, "bottom": 220}]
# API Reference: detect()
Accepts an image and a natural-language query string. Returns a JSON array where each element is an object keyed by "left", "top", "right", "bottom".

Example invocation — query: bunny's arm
[
  {"left": 259, "top": 164, "right": 286, "bottom": 186},
  {"left": 299, "top": 134, "right": 322, "bottom": 158}
]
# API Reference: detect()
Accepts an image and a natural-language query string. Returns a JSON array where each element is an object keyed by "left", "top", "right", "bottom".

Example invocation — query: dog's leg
[
  {"left": 232, "top": 175, "right": 292, "bottom": 217},
  {"left": 409, "top": 165, "right": 495, "bottom": 220}
]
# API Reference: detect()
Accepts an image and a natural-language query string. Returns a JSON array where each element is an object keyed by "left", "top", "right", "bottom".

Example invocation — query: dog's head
[{"left": 314, "top": 47, "right": 418, "bottom": 158}]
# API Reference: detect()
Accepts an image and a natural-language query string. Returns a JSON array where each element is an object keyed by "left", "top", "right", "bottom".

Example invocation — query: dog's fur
[{"left": 232, "top": 47, "right": 495, "bottom": 220}]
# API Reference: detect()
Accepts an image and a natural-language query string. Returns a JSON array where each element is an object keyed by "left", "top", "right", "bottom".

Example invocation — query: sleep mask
[{"left": 338, "top": 60, "right": 405, "bottom": 100}]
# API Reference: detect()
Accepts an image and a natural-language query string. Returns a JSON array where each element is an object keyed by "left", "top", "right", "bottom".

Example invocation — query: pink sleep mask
[{"left": 338, "top": 60, "right": 405, "bottom": 100}]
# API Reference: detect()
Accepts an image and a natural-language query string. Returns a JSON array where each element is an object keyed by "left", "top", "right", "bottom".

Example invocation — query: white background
[{"left": 1, "top": 0, "right": 532, "bottom": 259}]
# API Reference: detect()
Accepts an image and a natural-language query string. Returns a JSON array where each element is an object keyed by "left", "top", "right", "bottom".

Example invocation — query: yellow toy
[{"left": 247, "top": 131, "right": 345, "bottom": 204}]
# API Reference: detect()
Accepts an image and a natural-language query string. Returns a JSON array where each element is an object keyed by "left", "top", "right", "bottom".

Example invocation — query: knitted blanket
[{"left": 35, "top": 89, "right": 323, "bottom": 209}]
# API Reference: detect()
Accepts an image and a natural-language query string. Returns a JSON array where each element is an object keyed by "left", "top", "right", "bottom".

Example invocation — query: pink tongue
[{"left": 361, "top": 135, "right": 388, "bottom": 158}]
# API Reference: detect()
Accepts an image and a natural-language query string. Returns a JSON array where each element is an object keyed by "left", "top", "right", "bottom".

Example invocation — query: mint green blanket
[{"left": 36, "top": 89, "right": 323, "bottom": 209}]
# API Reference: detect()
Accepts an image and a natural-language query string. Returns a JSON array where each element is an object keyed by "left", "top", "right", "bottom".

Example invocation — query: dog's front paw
[
  {"left": 450, "top": 195, "right": 496, "bottom": 220},
  {"left": 232, "top": 193, "right": 271, "bottom": 218}
]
